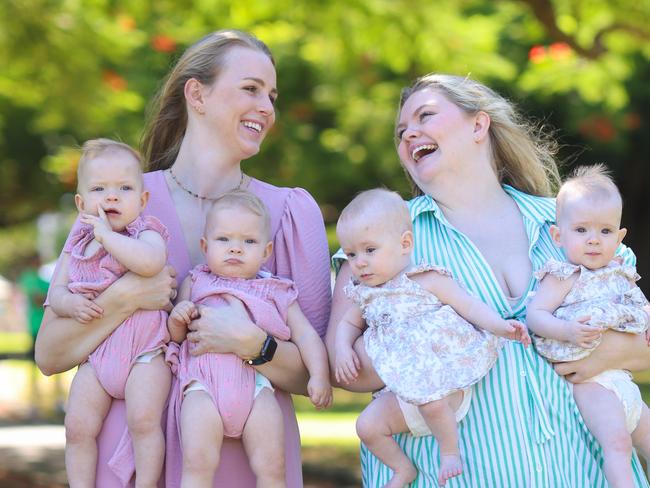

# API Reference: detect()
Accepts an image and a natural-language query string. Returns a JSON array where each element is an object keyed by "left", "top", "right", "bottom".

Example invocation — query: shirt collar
[{"left": 408, "top": 185, "right": 556, "bottom": 227}]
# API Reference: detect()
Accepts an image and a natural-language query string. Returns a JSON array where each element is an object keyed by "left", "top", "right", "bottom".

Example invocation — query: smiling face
[
  {"left": 75, "top": 150, "right": 147, "bottom": 231},
  {"left": 396, "top": 88, "right": 480, "bottom": 189},
  {"left": 551, "top": 194, "right": 626, "bottom": 270},
  {"left": 201, "top": 204, "right": 272, "bottom": 279},
  {"left": 197, "top": 46, "right": 277, "bottom": 161}
]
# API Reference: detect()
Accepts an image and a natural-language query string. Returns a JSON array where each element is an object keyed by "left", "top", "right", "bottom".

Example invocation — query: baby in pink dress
[
  {"left": 48, "top": 139, "right": 170, "bottom": 488},
  {"left": 167, "top": 190, "right": 332, "bottom": 487}
]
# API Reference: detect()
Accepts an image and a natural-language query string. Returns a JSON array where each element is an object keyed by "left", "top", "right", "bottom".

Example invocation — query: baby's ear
[
  {"left": 74, "top": 193, "right": 85, "bottom": 213},
  {"left": 263, "top": 241, "right": 273, "bottom": 260},
  {"left": 140, "top": 190, "right": 150, "bottom": 211},
  {"left": 549, "top": 224, "right": 562, "bottom": 247},
  {"left": 401, "top": 230, "right": 414, "bottom": 254},
  {"left": 618, "top": 227, "right": 627, "bottom": 244},
  {"left": 199, "top": 236, "right": 208, "bottom": 255}
]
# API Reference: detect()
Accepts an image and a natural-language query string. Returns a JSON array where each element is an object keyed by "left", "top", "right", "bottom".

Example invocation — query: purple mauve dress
[
  {"left": 174, "top": 265, "right": 296, "bottom": 438},
  {"left": 48, "top": 170, "right": 331, "bottom": 487}
]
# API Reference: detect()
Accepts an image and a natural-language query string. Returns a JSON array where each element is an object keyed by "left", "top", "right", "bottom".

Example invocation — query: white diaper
[
  {"left": 396, "top": 388, "right": 473, "bottom": 438},
  {"left": 183, "top": 371, "right": 274, "bottom": 398},
  {"left": 134, "top": 347, "right": 164, "bottom": 364},
  {"left": 582, "top": 369, "right": 642, "bottom": 433}
]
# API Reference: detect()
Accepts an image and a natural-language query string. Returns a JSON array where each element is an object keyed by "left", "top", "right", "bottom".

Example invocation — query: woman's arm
[
  {"left": 555, "top": 330, "right": 650, "bottom": 382},
  {"left": 325, "top": 262, "right": 384, "bottom": 392},
  {"left": 187, "top": 296, "right": 310, "bottom": 394},
  {"left": 36, "top": 261, "right": 177, "bottom": 375}
]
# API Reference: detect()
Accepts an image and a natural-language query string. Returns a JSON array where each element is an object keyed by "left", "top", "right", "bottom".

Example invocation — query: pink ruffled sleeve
[
  {"left": 270, "top": 188, "right": 331, "bottom": 338},
  {"left": 125, "top": 214, "right": 170, "bottom": 243}
]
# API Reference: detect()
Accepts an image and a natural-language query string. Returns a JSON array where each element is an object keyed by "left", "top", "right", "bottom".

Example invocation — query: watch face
[{"left": 262, "top": 335, "right": 278, "bottom": 361}]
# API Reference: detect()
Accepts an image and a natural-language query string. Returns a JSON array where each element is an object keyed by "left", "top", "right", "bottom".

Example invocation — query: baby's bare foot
[
  {"left": 384, "top": 463, "right": 417, "bottom": 488},
  {"left": 438, "top": 454, "right": 462, "bottom": 486}
]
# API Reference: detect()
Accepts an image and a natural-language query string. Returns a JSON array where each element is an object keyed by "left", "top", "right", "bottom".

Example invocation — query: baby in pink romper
[
  {"left": 49, "top": 139, "right": 171, "bottom": 488},
  {"left": 167, "top": 190, "right": 332, "bottom": 488}
]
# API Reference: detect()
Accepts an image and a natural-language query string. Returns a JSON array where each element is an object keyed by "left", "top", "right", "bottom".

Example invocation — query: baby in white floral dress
[
  {"left": 527, "top": 164, "right": 650, "bottom": 488},
  {"left": 334, "top": 188, "right": 531, "bottom": 487}
]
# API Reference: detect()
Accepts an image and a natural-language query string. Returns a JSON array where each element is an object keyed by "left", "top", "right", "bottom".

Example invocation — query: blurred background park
[{"left": 0, "top": 0, "right": 649, "bottom": 485}]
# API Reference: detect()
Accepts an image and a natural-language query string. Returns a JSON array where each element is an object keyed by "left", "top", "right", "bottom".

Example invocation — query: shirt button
[
  {"left": 520, "top": 370, "right": 526, "bottom": 377},
  {"left": 536, "top": 464, "right": 543, "bottom": 473}
]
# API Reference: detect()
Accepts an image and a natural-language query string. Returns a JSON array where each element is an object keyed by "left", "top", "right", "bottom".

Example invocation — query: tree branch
[{"left": 519, "top": 0, "right": 650, "bottom": 59}]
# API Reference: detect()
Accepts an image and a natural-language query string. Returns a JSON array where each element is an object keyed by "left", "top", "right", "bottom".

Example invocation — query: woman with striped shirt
[{"left": 326, "top": 74, "right": 650, "bottom": 487}]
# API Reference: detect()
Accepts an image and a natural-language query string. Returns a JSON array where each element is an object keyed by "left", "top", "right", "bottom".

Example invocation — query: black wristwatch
[{"left": 246, "top": 334, "right": 277, "bottom": 365}]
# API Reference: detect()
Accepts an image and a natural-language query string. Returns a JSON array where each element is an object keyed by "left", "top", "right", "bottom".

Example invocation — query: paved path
[
  {"left": 0, "top": 424, "right": 67, "bottom": 487},
  {"left": 0, "top": 423, "right": 361, "bottom": 487}
]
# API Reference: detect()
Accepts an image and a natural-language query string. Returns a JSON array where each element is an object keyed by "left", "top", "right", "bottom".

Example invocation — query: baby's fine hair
[
  {"left": 556, "top": 163, "right": 622, "bottom": 221},
  {"left": 77, "top": 138, "right": 143, "bottom": 189},
  {"left": 205, "top": 189, "right": 271, "bottom": 239},
  {"left": 338, "top": 188, "right": 412, "bottom": 235}
]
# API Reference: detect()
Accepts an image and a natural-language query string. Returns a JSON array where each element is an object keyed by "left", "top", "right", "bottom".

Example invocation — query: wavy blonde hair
[
  {"left": 398, "top": 74, "right": 561, "bottom": 197},
  {"left": 141, "top": 30, "right": 274, "bottom": 171}
]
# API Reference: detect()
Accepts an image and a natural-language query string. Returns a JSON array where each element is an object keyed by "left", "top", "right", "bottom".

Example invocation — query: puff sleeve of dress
[{"left": 267, "top": 187, "right": 331, "bottom": 337}]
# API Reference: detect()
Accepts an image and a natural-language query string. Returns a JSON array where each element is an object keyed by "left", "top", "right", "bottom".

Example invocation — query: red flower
[
  {"left": 102, "top": 70, "right": 127, "bottom": 91},
  {"left": 528, "top": 45, "right": 547, "bottom": 64},
  {"left": 152, "top": 34, "right": 177, "bottom": 53},
  {"left": 549, "top": 42, "right": 572, "bottom": 61},
  {"left": 578, "top": 116, "right": 616, "bottom": 142}
]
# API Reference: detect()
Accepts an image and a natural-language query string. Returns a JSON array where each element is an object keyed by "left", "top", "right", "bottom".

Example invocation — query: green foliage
[{"left": 0, "top": 0, "right": 649, "bottom": 274}]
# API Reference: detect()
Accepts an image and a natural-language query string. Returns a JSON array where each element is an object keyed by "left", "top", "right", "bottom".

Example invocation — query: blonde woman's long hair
[
  {"left": 398, "top": 74, "right": 561, "bottom": 197},
  {"left": 141, "top": 30, "right": 274, "bottom": 171}
]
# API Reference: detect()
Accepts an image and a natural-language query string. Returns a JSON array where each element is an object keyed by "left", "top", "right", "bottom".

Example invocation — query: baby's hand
[
  {"left": 307, "top": 376, "right": 333, "bottom": 409},
  {"left": 68, "top": 294, "right": 103, "bottom": 323},
  {"left": 334, "top": 347, "right": 360, "bottom": 385},
  {"left": 80, "top": 206, "right": 113, "bottom": 244},
  {"left": 503, "top": 319, "right": 532, "bottom": 347},
  {"left": 566, "top": 316, "right": 601, "bottom": 349},
  {"left": 169, "top": 300, "right": 198, "bottom": 328}
]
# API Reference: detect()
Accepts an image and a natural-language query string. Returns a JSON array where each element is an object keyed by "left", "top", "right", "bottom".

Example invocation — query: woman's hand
[
  {"left": 111, "top": 265, "right": 177, "bottom": 313},
  {"left": 186, "top": 294, "right": 265, "bottom": 358},
  {"left": 554, "top": 328, "right": 650, "bottom": 382}
]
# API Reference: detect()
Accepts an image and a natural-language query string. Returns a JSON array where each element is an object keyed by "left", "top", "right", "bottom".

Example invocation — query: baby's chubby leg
[
  {"left": 418, "top": 392, "right": 464, "bottom": 487},
  {"left": 180, "top": 390, "right": 224, "bottom": 488},
  {"left": 125, "top": 354, "right": 171, "bottom": 488},
  {"left": 356, "top": 392, "right": 417, "bottom": 488},
  {"left": 65, "top": 362, "right": 112, "bottom": 488},
  {"left": 242, "top": 388, "right": 286, "bottom": 488},
  {"left": 573, "top": 382, "right": 634, "bottom": 488},
  {"left": 631, "top": 403, "right": 650, "bottom": 466}
]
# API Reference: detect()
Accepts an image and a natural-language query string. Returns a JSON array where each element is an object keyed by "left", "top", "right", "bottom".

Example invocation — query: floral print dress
[
  {"left": 345, "top": 264, "right": 501, "bottom": 405},
  {"left": 532, "top": 258, "right": 649, "bottom": 362}
]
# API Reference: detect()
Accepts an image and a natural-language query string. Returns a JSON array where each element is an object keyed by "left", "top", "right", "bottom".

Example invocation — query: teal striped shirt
[{"left": 334, "top": 185, "right": 648, "bottom": 487}]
